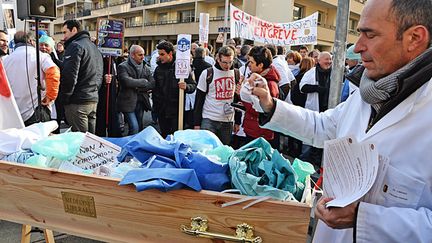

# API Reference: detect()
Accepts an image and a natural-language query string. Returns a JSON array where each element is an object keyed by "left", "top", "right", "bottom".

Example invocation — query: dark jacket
[
  {"left": 243, "top": 65, "right": 280, "bottom": 140},
  {"left": 60, "top": 31, "right": 103, "bottom": 105},
  {"left": 192, "top": 57, "right": 212, "bottom": 81},
  {"left": 153, "top": 59, "right": 196, "bottom": 118},
  {"left": 117, "top": 58, "right": 155, "bottom": 113}
]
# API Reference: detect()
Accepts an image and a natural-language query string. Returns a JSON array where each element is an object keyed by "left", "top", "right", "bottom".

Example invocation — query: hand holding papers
[{"left": 323, "top": 137, "right": 379, "bottom": 208}]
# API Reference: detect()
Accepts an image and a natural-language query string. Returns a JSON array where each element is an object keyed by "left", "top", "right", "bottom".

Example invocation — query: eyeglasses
[{"left": 219, "top": 60, "right": 233, "bottom": 65}]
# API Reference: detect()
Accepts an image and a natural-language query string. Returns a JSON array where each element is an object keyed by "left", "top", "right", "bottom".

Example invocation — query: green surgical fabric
[{"left": 228, "top": 137, "right": 303, "bottom": 201}]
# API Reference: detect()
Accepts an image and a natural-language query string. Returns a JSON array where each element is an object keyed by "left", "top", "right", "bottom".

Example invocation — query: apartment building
[{"left": 52, "top": 0, "right": 365, "bottom": 54}]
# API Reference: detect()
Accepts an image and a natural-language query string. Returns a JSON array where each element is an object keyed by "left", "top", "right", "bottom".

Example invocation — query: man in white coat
[{"left": 249, "top": 0, "right": 432, "bottom": 242}]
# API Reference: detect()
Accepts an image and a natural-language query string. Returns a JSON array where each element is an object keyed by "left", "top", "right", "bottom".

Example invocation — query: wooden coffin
[{"left": 0, "top": 161, "right": 311, "bottom": 243}]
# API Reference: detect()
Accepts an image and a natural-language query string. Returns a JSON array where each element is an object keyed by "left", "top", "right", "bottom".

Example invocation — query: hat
[
  {"left": 37, "top": 30, "right": 47, "bottom": 37},
  {"left": 39, "top": 35, "right": 55, "bottom": 50},
  {"left": 345, "top": 45, "right": 361, "bottom": 60}
]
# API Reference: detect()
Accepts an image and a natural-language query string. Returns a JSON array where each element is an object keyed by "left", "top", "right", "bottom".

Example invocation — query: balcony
[
  {"left": 76, "top": 9, "right": 91, "bottom": 17},
  {"left": 131, "top": 0, "right": 156, "bottom": 8},
  {"left": 125, "top": 22, "right": 144, "bottom": 28},
  {"left": 144, "top": 17, "right": 195, "bottom": 26},
  {"left": 110, "top": 0, "right": 132, "bottom": 7},
  {"left": 92, "top": 3, "right": 108, "bottom": 10},
  {"left": 64, "top": 12, "right": 76, "bottom": 20}
]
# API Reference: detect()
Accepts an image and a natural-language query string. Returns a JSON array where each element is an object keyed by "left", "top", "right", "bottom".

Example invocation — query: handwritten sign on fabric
[
  {"left": 73, "top": 132, "right": 121, "bottom": 170},
  {"left": 230, "top": 4, "right": 318, "bottom": 46}
]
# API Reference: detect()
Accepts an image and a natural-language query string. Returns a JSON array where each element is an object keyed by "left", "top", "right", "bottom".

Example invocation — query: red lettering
[{"left": 292, "top": 29, "right": 298, "bottom": 40}]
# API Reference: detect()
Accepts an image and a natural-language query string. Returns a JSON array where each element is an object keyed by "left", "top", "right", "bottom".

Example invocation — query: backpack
[{"left": 204, "top": 67, "right": 240, "bottom": 94}]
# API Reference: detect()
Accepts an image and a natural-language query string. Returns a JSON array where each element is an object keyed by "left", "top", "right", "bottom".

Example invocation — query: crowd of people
[
  {"left": 0, "top": 18, "right": 364, "bottom": 168},
  {"left": 1, "top": 0, "right": 431, "bottom": 242}
]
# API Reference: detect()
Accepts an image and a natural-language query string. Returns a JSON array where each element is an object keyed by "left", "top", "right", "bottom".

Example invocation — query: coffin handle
[{"left": 181, "top": 217, "right": 262, "bottom": 243}]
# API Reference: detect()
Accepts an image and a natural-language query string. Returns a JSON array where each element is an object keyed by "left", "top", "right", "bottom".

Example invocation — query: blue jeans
[
  {"left": 124, "top": 112, "right": 139, "bottom": 135},
  {"left": 201, "top": 118, "right": 233, "bottom": 145}
]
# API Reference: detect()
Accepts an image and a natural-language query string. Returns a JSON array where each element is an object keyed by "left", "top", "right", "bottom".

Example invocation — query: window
[
  {"left": 349, "top": 18, "right": 358, "bottom": 31},
  {"left": 160, "top": 0, "right": 174, "bottom": 3},
  {"left": 317, "top": 11, "right": 324, "bottom": 25},
  {"left": 158, "top": 12, "right": 168, "bottom": 23},
  {"left": 178, "top": 9, "right": 195, "bottom": 23},
  {"left": 126, "top": 16, "right": 143, "bottom": 27},
  {"left": 217, "top": 6, "right": 225, "bottom": 17},
  {"left": 293, "top": 4, "right": 304, "bottom": 21}
]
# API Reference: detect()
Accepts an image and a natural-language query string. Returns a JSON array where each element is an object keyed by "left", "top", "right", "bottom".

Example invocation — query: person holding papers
[{"left": 247, "top": 0, "right": 432, "bottom": 242}]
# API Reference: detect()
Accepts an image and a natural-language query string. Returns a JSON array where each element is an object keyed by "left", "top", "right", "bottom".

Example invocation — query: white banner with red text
[{"left": 230, "top": 4, "right": 318, "bottom": 46}]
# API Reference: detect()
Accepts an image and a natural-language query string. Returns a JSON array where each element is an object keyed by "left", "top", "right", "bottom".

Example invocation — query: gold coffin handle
[{"left": 181, "top": 217, "right": 263, "bottom": 243}]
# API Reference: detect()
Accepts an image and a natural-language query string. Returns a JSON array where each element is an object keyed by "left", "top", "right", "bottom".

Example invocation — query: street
[{"left": 0, "top": 220, "right": 102, "bottom": 243}]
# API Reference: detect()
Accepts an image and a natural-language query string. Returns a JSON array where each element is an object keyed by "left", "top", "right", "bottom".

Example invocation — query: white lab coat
[
  {"left": 299, "top": 67, "right": 319, "bottom": 111},
  {"left": 262, "top": 77, "right": 432, "bottom": 243}
]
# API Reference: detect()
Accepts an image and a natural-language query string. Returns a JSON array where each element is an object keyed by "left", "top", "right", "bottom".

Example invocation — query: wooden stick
[
  {"left": 178, "top": 78, "right": 185, "bottom": 130},
  {"left": 105, "top": 56, "right": 112, "bottom": 127}
]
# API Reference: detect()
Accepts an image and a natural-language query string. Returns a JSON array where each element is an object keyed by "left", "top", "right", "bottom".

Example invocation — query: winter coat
[{"left": 116, "top": 58, "right": 155, "bottom": 113}]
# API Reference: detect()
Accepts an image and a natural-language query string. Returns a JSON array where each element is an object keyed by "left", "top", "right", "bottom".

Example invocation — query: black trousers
[{"left": 158, "top": 116, "right": 178, "bottom": 138}]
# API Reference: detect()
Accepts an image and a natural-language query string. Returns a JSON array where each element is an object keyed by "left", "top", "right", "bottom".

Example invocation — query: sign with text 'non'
[
  {"left": 175, "top": 34, "right": 191, "bottom": 79},
  {"left": 73, "top": 132, "right": 121, "bottom": 170}
]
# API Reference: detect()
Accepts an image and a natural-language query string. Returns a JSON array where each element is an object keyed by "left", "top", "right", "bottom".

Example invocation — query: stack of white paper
[{"left": 323, "top": 137, "right": 379, "bottom": 207}]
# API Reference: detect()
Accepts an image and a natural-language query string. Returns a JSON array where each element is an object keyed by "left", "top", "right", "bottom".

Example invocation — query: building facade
[{"left": 52, "top": 0, "right": 365, "bottom": 54}]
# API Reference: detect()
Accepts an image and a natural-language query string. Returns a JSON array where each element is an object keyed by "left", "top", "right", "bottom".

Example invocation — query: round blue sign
[{"left": 177, "top": 37, "right": 191, "bottom": 52}]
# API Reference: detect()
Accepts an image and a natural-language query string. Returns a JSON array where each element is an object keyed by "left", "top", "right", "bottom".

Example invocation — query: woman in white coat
[{"left": 248, "top": 0, "right": 432, "bottom": 242}]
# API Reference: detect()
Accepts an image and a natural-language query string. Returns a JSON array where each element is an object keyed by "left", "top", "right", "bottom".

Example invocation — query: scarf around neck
[
  {"left": 360, "top": 48, "right": 432, "bottom": 113},
  {"left": 129, "top": 55, "right": 143, "bottom": 76}
]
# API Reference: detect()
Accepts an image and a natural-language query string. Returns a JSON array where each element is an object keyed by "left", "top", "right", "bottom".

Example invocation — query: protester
[
  {"left": 39, "top": 35, "right": 62, "bottom": 68},
  {"left": 287, "top": 57, "right": 315, "bottom": 158},
  {"left": 308, "top": 49, "right": 320, "bottom": 64},
  {"left": 56, "top": 42, "right": 65, "bottom": 61},
  {"left": 250, "top": 0, "right": 432, "bottom": 241},
  {"left": 152, "top": 41, "right": 196, "bottom": 138},
  {"left": 298, "top": 45, "right": 309, "bottom": 58},
  {"left": 265, "top": 44, "right": 295, "bottom": 100},
  {"left": 0, "top": 30, "right": 8, "bottom": 59},
  {"left": 286, "top": 51, "right": 302, "bottom": 76},
  {"left": 242, "top": 46, "right": 280, "bottom": 146},
  {"left": 340, "top": 45, "right": 362, "bottom": 102},
  {"left": 4, "top": 31, "right": 60, "bottom": 126},
  {"left": 117, "top": 45, "right": 154, "bottom": 135},
  {"left": 194, "top": 46, "right": 241, "bottom": 145},
  {"left": 299, "top": 51, "right": 332, "bottom": 167},
  {"left": 59, "top": 20, "right": 103, "bottom": 134}
]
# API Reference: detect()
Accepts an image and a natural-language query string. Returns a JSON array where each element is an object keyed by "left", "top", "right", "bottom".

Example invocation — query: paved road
[{"left": 0, "top": 220, "right": 102, "bottom": 243}]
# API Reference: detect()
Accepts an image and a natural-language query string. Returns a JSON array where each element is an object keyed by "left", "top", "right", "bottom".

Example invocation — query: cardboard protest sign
[
  {"left": 73, "top": 132, "right": 121, "bottom": 170},
  {"left": 199, "top": 13, "right": 209, "bottom": 48},
  {"left": 97, "top": 18, "right": 125, "bottom": 56},
  {"left": 175, "top": 34, "right": 192, "bottom": 79},
  {"left": 230, "top": 4, "right": 318, "bottom": 46}
]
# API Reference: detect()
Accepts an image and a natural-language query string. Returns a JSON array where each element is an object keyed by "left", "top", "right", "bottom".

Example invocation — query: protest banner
[
  {"left": 199, "top": 13, "right": 209, "bottom": 48},
  {"left": 230, "top": 4, "right": 318, "bottom": 46},
  {"left": 96, "top": 18, "right": 125, "bottom": 56}
]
